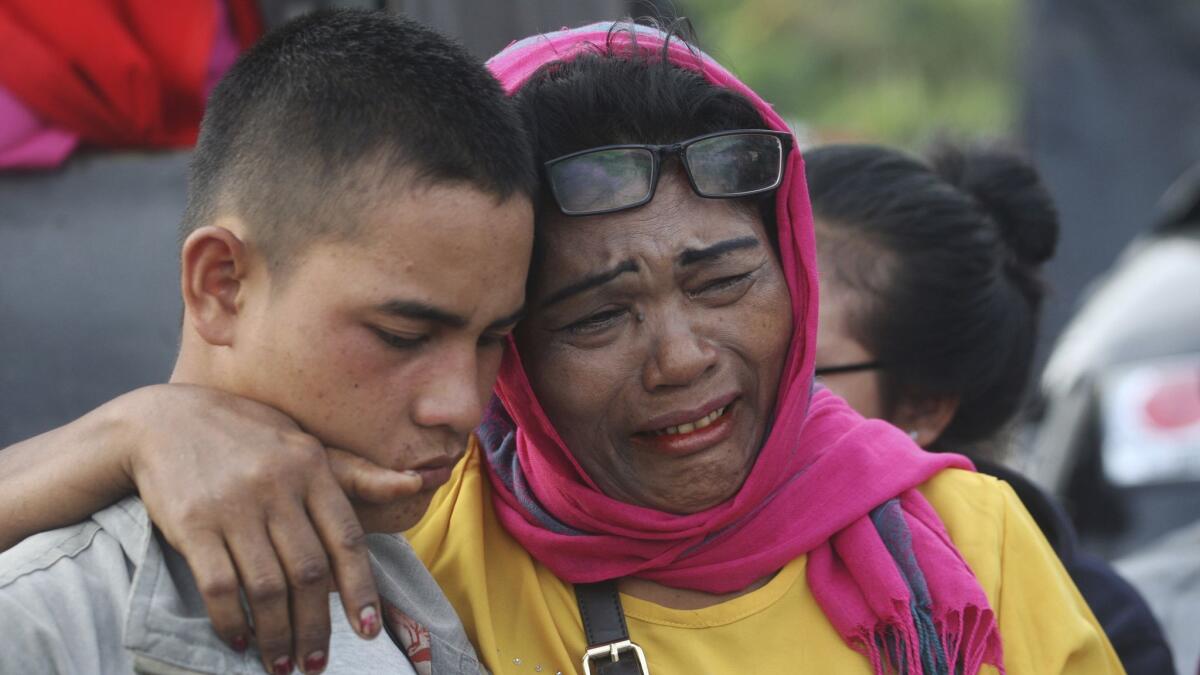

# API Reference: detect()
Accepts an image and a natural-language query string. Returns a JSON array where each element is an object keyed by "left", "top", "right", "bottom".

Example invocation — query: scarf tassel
[{"left": 854, "top": 604, "right": 1003, "bottom": 675}]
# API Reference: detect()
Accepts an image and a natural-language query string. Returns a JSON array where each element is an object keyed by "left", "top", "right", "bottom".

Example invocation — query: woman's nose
[{"left": 642, "top": 320, "right": 719, "bottom": 390}]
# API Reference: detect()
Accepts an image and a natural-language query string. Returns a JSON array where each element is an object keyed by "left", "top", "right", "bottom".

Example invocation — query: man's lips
[
  {"left": 407, "top": 454, "right": 463, "bottom": 491},
  {"left": 411, "top": 465, "right": 453, "bottom": 490}
]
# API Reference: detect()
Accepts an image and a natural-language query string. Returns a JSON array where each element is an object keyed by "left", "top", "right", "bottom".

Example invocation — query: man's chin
[{"left": 355, "top": 493, "right": 436, "bottom": 535}]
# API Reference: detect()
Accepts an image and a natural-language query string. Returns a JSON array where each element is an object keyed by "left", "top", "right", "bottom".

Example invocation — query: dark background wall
[
  {"left": 0, "top": 153, "right": 190, "bottom": 444},
  {"left": 1024, "top": 0, "right": 1200, "bottom": 364}
]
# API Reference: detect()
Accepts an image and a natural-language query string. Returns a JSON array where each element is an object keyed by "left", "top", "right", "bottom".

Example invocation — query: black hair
[
  {"left": 807, "top": 143, "right": 1059, "bottom": 455},
  {"left": 511, "top": 21, "right": 777, "bottom": 252},
  {"left": 181, "top": 9, "right": 536, "bottom": 273}
]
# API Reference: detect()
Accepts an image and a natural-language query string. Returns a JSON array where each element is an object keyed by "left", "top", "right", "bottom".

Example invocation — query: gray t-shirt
[{"left": 0, "top": 497, "right": 484, "bottom": 674}]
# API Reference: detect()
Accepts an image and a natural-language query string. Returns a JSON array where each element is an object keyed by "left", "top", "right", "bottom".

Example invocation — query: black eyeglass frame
[
  {"left": 814, "top": 361, "right": 886, "bottom": 376},
  {"left": 544, "top": 129, "right": 795, "bottom": 217}
]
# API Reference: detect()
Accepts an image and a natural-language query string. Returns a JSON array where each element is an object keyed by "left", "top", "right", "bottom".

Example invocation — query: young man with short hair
[{"left": 0, "top": 10, "right": 533, "bottom": 675}]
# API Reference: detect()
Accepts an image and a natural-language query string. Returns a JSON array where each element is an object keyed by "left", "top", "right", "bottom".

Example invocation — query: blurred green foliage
[{"left": 679, "top": 0, "right": 1020, "bottom": 146}]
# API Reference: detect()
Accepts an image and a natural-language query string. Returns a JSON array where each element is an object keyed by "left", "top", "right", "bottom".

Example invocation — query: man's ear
[
  {"left": 180, "top": 225, "right": 251, "bottom": 347},
  {"left": 891, "top": 393, "right": 960, "bottom": 448}
]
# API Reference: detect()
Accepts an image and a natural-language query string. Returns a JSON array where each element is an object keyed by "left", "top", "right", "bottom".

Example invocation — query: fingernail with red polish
[
  {"left": 359, "top": 605, "right": 379, "bottom": 636},
  {"left": 271, "top": 656, "right": 293, "bottom": 675},
  {"left": 304, "top": 651, "right": 327, "bottom": 673},
  {"left": 231, "top": 634, "right": 248, "bottom": 652}
]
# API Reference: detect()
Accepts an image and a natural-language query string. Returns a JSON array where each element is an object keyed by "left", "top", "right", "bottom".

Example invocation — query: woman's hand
[{"left": 0, "top": 383, "right": 422, "bottom": 674}]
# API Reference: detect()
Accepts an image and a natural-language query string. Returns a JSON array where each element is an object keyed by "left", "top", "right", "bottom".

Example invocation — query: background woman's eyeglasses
[
  {"left": 814, "top": 361, "right": 885, "bottom": 377},
  {"left": 545, "top": 129, "right": 794, "bottom": 216}
]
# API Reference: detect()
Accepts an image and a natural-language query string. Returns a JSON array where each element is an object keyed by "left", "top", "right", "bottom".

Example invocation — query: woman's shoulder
[
  {"left": 916, "top": 467, "right": 1044, "bottom": 590},
  {"left": 918, "top": 465, "right": 1051, "bottom": 545},
  {"left": 918, "top": 466, "right": 1015, "bottom": 530},
  {"left": 919, "top": 465, "right": 1008, "bottom": 500},
  {"left": 919, "top": 467, "right": 1127, "bottom": 671}
]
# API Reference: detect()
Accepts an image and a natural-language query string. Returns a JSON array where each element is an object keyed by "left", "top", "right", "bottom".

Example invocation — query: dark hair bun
[{"left": 928, "top": 144, "right": 1059, "bottom": 267}]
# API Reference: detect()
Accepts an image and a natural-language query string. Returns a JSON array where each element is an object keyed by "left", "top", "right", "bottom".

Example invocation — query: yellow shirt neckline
[{"left": 619, "top": 555, "right": 807, "bottom": 628}]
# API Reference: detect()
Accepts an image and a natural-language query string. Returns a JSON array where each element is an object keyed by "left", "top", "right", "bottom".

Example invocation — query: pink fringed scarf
[{"left": 482, "top": 23, "right": 1004, "bottom": 675}]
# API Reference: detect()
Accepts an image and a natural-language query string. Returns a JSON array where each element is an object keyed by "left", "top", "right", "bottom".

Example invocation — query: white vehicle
[{"left": 1027, "top": 162, "right": 1200, "bottom": 675}]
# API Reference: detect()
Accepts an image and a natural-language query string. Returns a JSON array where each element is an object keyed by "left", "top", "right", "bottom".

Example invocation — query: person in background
[{"left": 807, "top": 142, "right": 1176, "bottom": 675}]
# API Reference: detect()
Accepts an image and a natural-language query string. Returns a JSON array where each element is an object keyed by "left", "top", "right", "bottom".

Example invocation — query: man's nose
[{"left": 411, "top": 346, "right": 486, "bottom": 434}]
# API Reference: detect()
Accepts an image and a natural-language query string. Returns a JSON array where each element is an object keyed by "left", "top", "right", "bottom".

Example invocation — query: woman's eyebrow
[
  {"left": 678, "top": 236, "right": 760, "bottom": 266},
  {"left": 541, "top": 259, "right": 639, "bottom": 308}
]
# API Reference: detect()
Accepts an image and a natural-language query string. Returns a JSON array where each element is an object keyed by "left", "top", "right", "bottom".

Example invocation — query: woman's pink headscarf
[{"left": 481, "top": 22, "right": 1003, "bottom": 674}]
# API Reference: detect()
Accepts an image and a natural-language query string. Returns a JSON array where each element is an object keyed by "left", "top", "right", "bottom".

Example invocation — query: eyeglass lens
[
  {"left": 547, "top": 147, "right": 655, "bottom": 214},
  {"left": 686, "top": 133, "right": 782, "bottom": 197}
]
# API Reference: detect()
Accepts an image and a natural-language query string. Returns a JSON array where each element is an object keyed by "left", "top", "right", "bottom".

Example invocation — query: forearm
[{"left": 0, "top": 393, "right": 139, "bottom": 551}]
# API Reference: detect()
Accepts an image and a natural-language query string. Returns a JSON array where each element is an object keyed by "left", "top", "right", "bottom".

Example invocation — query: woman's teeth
[{"left": 652, "top": 406, "right": 727, "bottom": 436}]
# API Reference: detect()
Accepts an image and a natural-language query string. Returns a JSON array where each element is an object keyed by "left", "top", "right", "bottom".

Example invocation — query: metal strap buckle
[{"left": 581, "top": 639, "right": 650, "bottom": 675}]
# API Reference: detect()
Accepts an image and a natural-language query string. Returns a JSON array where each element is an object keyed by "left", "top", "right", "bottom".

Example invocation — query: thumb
[{"left": 327, "top": 448, "right": 423, "bottom": 504}]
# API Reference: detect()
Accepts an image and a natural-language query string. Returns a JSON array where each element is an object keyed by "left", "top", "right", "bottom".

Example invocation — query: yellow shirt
[{"left": 408, "top": 441, "right": 1123, "bottom": 675}]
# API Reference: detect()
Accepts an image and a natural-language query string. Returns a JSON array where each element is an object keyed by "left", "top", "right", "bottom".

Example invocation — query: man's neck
[{"left": 168, "top": 330, "right": 222, "bottom": 387}]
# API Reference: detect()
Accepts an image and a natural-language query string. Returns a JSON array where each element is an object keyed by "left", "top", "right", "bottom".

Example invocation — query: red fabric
[
  {"left": 226, "top": 0, "right": 263, "bottom": 50},
  {"left": 0, "top": 0, "right": 261, "bottom": 149}
]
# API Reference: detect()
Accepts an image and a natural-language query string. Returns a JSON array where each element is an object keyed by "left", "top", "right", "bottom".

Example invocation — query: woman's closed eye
[
  {"left": 691, "top": 269, "right": 758, "bottom": 299},
  {"left": 555, "top": 270, "right": 761, "bottom": 336}
]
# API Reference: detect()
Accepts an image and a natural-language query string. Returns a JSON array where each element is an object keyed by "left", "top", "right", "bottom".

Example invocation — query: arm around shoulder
[{"left": 0, "top": 388, "right": 147, "bottom": 551}]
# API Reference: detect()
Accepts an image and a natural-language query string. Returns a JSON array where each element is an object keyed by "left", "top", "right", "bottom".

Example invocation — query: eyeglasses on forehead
[{"left": 544, "top": 129, "right": 794, "bottom": 217}]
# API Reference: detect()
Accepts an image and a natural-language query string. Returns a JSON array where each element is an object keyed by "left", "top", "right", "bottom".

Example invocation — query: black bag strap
[{"left": 574, "top": 581, "right": 649, "bottom": 675}]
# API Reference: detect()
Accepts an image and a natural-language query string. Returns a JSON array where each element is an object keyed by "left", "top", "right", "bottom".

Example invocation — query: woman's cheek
[
  {"left": 749, "top": 279, "right": 795, "bottom": 399},
  {"left": 528, "top": 346, "right": 599, "bottom": 422}
]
